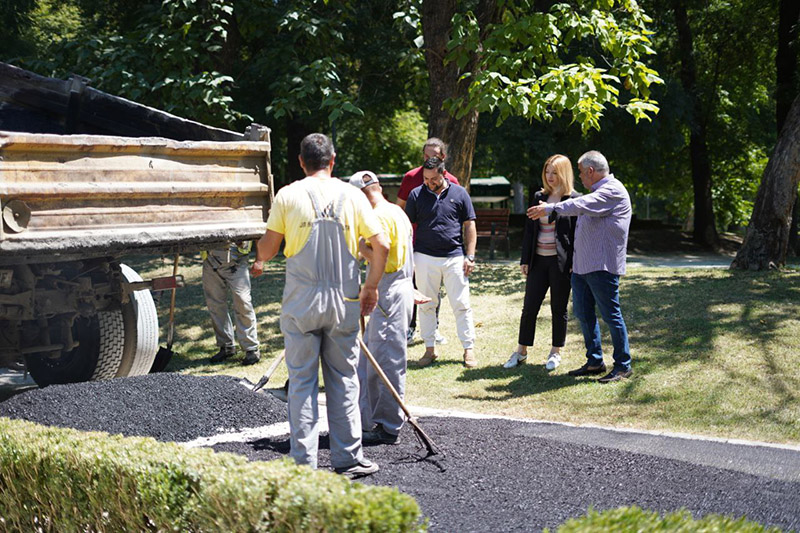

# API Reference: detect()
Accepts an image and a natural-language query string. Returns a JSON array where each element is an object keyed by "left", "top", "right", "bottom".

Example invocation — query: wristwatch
[{"left": 466, "top": 254, "right": 475, "bottom": 262}]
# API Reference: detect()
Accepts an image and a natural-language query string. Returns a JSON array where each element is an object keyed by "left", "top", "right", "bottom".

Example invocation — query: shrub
[
  {"left": 0, "top": 418, "right": 422, "bottom": 532},
  {"left": 552, "top": 506, "right": 781, "bottom": 532}
]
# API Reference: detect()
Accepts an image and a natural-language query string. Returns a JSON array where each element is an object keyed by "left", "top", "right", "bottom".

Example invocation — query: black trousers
[{"left": 517, "top": 255, "right": 571, "bottom": 348}]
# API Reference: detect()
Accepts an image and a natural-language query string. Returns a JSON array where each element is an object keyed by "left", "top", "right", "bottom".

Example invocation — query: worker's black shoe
[
  {"left": 362, "top": 424, "right": 399, "bottom": 445},
  {"left": 210, "top": 347, "right": 236, "bottom": 363},
  {"left": 242, "top": 350, "right": 261, "bottom": 365},
  {"left": 334, "top": 458, "right": 379, "bottom": 478}
]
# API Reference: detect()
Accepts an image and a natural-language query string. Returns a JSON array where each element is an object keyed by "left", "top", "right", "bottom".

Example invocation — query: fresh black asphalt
[{"left": 1, "top": 374, "right": 798, "bottom": 532}]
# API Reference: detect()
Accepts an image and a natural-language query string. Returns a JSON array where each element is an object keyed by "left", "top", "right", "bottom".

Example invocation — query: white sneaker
[
  {"left": 545, "top": 352, "right": 561, "bottom": 370},
  {"left": 503, "top": 351, "right": 527, "bottom": 369},
  {"left": 435, "top": 331, "right": 448, "bottom": 345}
]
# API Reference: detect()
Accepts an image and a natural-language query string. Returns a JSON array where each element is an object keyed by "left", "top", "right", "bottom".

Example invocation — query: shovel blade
[
  {"left": 150, "top": 346, "right": 174, "bottom": 373},
  {"left": 252, "top": 373, "right": 272, "bottom": 392}
]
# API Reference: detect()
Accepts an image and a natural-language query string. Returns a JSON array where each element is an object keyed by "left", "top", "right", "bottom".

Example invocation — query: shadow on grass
[
  {"left": 469, "top": 261, "right": 527, "bottom": 297},
  {"left": 454, "top": 363, "right": 584, "bottom": 400}
]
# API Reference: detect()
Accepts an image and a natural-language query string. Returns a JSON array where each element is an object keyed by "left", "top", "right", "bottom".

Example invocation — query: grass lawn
[{"left": 131, "top": 253, "right": 800, "bottom": 446}]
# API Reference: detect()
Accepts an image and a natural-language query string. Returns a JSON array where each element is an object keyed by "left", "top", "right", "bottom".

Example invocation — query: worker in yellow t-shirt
[
  {"left": 348, "top": 171, "right": 414, "bottom": 446},
  {"left": 251, "top": 133, "right": 388, "bottom": 478}
]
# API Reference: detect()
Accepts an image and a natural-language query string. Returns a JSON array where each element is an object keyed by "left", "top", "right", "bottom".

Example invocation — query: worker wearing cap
[
  {"left": 349, "top": 170, "right": 414, "bottom": 445},
  {"left": 251, "top": 133, "right": 389, "bottom": 478}
]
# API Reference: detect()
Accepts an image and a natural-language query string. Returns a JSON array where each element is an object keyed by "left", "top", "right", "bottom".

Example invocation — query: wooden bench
[{"left": 474, "top": 208, "right": 510, "bottom": 259}]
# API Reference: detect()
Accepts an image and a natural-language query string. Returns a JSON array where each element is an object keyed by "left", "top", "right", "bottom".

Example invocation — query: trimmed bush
[
  {"left": 552, "top": 506, "right": 781, "bottom": 532},
  {"left": 0, "top": 418, "right": 423, "bottom": 532}
]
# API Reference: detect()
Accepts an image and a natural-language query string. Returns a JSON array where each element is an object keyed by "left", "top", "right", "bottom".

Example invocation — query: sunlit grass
[{"left": 129, "top": 254, "right": 800, "bottom": 445}]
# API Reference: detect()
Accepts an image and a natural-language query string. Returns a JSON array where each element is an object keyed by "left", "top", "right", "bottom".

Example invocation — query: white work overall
[
  {"left": 280, "top": 186, "right": 364, "bottom": 469},
  {"left": 359, "top": 236, "right": 413, "bottom": 435}
]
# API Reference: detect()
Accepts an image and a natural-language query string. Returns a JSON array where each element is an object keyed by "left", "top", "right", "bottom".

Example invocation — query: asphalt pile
[{"left": 0, "top": 373, "right": 286, "bottom": 442}]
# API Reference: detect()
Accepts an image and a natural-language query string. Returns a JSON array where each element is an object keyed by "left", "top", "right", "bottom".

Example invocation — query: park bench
[{"left": 474, "top": 208, "right": 510, "bottom": 259}]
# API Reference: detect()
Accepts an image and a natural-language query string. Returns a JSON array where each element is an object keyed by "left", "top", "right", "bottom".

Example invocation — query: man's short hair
[
  {"left": 423, "top": 156, "right": 446, "bottom": 175},
  {"left": 578, "top": 150, "right": 609, "bottom": 173},
  {"left": 423, "top": 137, "right": 447, "bottom": 157},
  {"left": 300, "top": 133, "right": 335, "bottom": 172}
]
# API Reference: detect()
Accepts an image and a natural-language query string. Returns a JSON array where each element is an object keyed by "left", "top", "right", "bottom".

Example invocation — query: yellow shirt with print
[
  {"left": 266, "top": 176, "right": 383, "bottom": 258},
  {"left": 369, "top": 201, "right": 412, "bottom": 274}
]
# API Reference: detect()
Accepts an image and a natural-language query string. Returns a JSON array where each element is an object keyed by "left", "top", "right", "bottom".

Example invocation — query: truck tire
[
  {"left": 25, "top": 313, "right": 116, "bottom": 386},
  {"left": 114, "top": 264, "right": 160, "bottom": 377},
  {"left": 25, "top": 264, "right": 159, "bottom": 386}
]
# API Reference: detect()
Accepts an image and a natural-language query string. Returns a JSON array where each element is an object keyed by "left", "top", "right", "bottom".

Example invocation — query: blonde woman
[{"left": 504, "top": 155, "right": 580, "bottom": 370}]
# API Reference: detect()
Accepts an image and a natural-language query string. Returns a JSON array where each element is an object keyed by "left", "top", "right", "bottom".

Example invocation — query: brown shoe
[
  {"left": 598, "top": 368, "right": 633, "bottom": 383},
  {"left": 463, "top": 349, "right": 477, "bottom": 368},
  {"left": 416, "top": 351, "right": 438, "bottom": 367}
]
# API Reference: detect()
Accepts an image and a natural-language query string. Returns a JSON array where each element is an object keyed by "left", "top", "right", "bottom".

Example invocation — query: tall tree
[
  {"left": 777, "top": 0, "right": 800, "bottom": 134},
  {"left": 732, "top": 94, "right": 800, "bottom": 270},
  {"left": 733, "top": 0, "right": 800, "bottom": 270},
  {"left": 672, "top": 0, "right": 718, "bottom": 247},
  {"left": 423, "top": 0, "right": 499, "bottom": 187},
  {"left": 421, "top": 0, "right": 663, "bottom": 189},
  {"left": 777, "top": 0, "right": 800, "bottom": 255}
]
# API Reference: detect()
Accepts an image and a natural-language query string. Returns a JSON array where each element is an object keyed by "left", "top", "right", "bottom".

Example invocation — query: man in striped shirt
[{"left": 527, "top": 150, "right": 632, "bottom": 383}]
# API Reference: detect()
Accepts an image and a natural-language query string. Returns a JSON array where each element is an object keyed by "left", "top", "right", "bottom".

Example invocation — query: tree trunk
[
  {"left": 673, "top": 0, "right": 719, "bottom": 248},
  {"left": 776, "top": 0, "right": 800, "bottom": 134},
  {"left": 422, "top": 0, "right": 498, "bottom": 190},
  {"left": 284, "top": 117, "right": 313, "bottom": 188},
  {"left": 777, "top": 0, "right": 800, "bottom": 254},
  {"left": 732, "top": 94, "right": 800, "bottom": 270}
]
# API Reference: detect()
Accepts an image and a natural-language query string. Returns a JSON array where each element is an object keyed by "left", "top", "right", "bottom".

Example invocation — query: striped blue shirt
[{"left": 545, "top": 174, "right": 631, "bottom": 275}]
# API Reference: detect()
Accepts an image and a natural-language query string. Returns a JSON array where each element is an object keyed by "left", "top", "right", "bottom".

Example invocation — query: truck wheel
[
  {"left": 113, "top": 264, "right": 159, "bottom": 377},
  {"left": 25, "top": 313, "right": 119, "bottom": 386},
  {"left": 25, "top": 264, "right": 159, "bottom": 386}
]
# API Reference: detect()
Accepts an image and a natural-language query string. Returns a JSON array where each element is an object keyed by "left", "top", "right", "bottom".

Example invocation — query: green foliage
[
  {"left": 552, "top": 506, "right": 781, "bottom": 532},
  {"left": 20, "top": 0, "right": 250, "bottom": 128},
  {"left": 334, "top": 106, "right": 429, "bottom": 175},
  {"left": 0, "top": 417, "right": 423, "bottom": 532},
  {"left": 445, "top": 0, "right": 664, "bottom": 133}
]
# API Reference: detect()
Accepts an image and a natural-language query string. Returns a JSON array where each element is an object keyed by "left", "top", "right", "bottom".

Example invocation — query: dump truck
[{"left": 0, "top": 62, "right": 272, "bottom": 387}]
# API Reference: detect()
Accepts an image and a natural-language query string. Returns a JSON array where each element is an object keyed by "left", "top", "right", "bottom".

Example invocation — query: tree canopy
[{"left": 2, "top": 0, "right": 794, "bottom": 256}]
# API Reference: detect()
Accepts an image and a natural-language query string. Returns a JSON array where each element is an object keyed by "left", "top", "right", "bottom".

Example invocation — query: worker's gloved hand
[
  {"left": 250, "top": 260, "right": 264, "bottom": 278},
  {"left": 359, "top": 284, "right": 379, "bottom": 316}
]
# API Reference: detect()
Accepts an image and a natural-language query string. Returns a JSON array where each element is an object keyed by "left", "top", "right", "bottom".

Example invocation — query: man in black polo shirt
[{"left": 404, "top": 157, "right": 478, "bottom": 368}]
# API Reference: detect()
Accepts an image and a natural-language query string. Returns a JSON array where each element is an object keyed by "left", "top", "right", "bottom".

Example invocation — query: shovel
[
  {"left": 359, "top": 316, "right": 442, "bottom": 457},
  {"left": 151, "top": 253, "right": 180, "bottom": 373},
  {"left": 252, "top": 349, "right": 286, "bottom": 392}
]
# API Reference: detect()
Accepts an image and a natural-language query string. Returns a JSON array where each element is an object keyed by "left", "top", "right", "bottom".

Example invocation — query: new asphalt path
[{"left": 0, "top": 373, "right": 798, "bottom": 532}]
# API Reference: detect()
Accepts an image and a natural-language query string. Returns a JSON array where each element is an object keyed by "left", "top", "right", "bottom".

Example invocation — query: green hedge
[
  {"left": 553, "top": 506, "right": 782, "bottom": 532},
  {"left": 0, "top": 418, "right": 423, "bottom": 532}
]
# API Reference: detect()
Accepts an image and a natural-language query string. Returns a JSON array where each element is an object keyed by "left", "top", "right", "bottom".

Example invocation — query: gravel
[
  {"left": 0, "top": 373, "right": 286, "bottom": 442},
  {"left": 2, "top": 374, "right": 798, "bottom": 531}
]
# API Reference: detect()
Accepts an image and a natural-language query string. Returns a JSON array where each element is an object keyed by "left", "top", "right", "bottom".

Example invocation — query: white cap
[{"left": 348, "top": 170, "right": 379, "bottom": 189}]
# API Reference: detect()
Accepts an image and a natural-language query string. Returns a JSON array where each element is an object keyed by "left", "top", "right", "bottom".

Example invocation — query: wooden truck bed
[{"left": 0, "top": 131, "right": 271, "bottom": 265}]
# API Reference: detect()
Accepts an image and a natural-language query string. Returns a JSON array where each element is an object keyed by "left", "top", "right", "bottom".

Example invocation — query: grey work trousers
[
  {"left": 202, "top": 251, "right": 259, "bottom": 353},
  {"left": 358, "top": 275, "right": 412, "bottom": 435}
]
